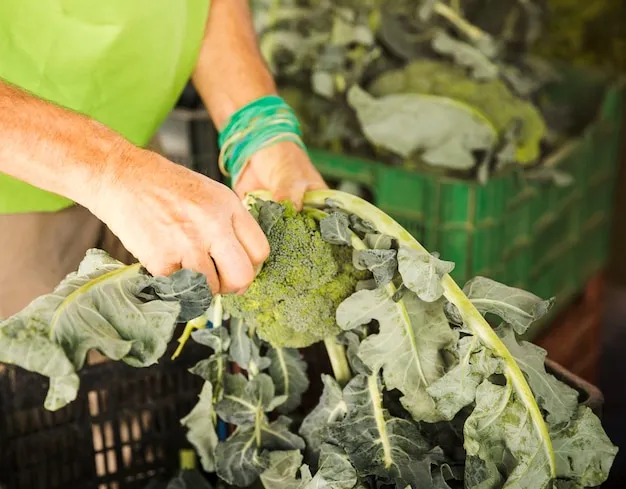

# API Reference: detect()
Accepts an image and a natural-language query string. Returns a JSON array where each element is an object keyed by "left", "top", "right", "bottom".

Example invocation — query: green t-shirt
[{"left": 0, "top": 0, "right": 210, "bottom": 214}]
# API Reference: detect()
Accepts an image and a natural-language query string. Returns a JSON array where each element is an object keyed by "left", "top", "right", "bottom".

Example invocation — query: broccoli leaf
[
  {"left": 364, "top": 233, "right": 394, "bottom": 250},
  {"left": 153, "top": 269, "right": 212, "bottom": 322},
  {"left": 339, "top": 331, "right": 372, "bottom": 376},
  {"left": 216, "top": 373, "right": 287, "bottom": 426},
  {"left": 217, "top": 416, "right": 305, "bottom": 487},
  {"left": 260, "top": 451, "right": 307, "bottom": 489},
  {"left": 551, "top": 406, "right": 618, "bottom": 487},
  {"left": 427, "top": 336, "right": 501, "bottom": 421},
  {"left": 347, "top": 85, "right": 497, "bottom": 170},
  {"left": 353, "top": 249, "right": 397, "bottom": 287},
  {"left": 0, "top": 249, "right": 182, "bottom": 410},
  {"left": 229, "top": 319, "right": 271, "bottom": 373},
  {"left": 309, "top": 443, "right": 358, "bottom": 489},
  {"left": 337, "top": 288, "right": 457, "bottom": 422},
  {"left": 181, "top": 382, "right": 219, "bottom": 472},
  {"left": 192, "top": 327, "right": 230, "bottom": 354},
  {"left": 464, "top": 379, "right": 553, "bottom": 489},
  {"left": 451, "top": 276, "right": 554, "bottom": 334},
  {"left": 329, "top": 375, "right": 434, "bottom": 487},
  {"left": 320, "top": 212, "right": 352, "bottom": 246},
  {"left": 431, "top": 30, "right": 498, "bottom": 81},
  {"left": 397, "top": 247, "right": 455, "bottom": 302},
  {"left": 268, "top": 347, "right": 310, "bottom": 414},
  {"left": 499, "top": 327, "right": 578, "bottom": 424},
  {"left": 257, "top": 200, "right": 287, "bottom": 235},
  {"left": 300, "top": 375, "right": 347, "bottom": 465}
]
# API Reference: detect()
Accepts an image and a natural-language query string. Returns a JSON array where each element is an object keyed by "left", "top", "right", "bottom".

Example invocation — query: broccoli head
[{"left": 222, "top": 202, "right": 363, "bottom": 348}]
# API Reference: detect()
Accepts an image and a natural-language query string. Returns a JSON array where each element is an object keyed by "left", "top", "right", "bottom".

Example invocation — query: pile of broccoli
[{"left": 222, "top": 201, "right": 364, "bottom": 348}]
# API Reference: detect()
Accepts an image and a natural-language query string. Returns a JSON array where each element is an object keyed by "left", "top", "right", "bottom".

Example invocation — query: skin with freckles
[{"left": 0, "top": 0, "right": 326, "bottom": 295}]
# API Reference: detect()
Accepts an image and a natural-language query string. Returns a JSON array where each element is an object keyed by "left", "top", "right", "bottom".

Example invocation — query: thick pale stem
[{"left": 324, "top": 337, "right": 351, "bottom": 386}]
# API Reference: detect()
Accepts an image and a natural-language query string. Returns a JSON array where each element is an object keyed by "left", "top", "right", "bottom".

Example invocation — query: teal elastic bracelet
[{"left": 218, "top": 95, "right": 306, "bottom": 185}]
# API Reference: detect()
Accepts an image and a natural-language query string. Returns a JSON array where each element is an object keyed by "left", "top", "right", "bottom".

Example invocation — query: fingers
[
  {"left": 209, "top": 230, "right": 256, "bottom": 294},
  {"left": 146, "top": 260, "right": 182, "bottom": 278},
  {"left": 181, "top": 251, "right": 220, "bottom": 294},
  {"left": 232, "top": 210, "right": 270, "bottom": 268}
]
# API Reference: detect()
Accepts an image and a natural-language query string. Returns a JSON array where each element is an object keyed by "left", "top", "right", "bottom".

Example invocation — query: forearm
[
  {"left": 191, "top": 0, "right": 277, "bottom": 129},
  {"left": 0, "top": 80, "right": 136, "bottom": 207}
]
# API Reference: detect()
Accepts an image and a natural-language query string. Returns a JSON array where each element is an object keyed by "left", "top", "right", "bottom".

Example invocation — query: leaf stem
[
  {"left": 324, "top": 337, "right": 351, "bottom": 386},
  {"left": 367, "top": 374, "right": 393, "bottom": 469}
]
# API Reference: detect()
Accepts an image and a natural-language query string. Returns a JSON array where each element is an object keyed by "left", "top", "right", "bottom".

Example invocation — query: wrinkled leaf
[
  {"left": 453, "top": 276, "right": 554, "bottom": 334},
  {"left": 216, "top": 373, "right": 285, "bottom": 426},
  {"left": 308, "top": 443, "right": 358, "bottom": 489},
  {"left": 329, "top": 375, "right": 433, "bottom": 487},
  {"left": 300, "top": 375, "right": 347, "bottom": 465},
  {"left": 268, "top": 347, "right": 310, "bottom": 414},
  {"left": 397, "top": 247, "right": 455, "bottom": 302},
  {"left": 217, "top": 416, "right": 305, "bottom": 487},
  {"left": 427, "top": 336, "right": 501, "bottom": 420},
  {"left": 364, "top": 233, "right": 394, "bottom": 250},
  {"left": 337, "top": 288, "right": 457, "bottom": 422},
  {"left": 551, "top": 406, "right": 618, "bottom": 487},
  {"left": 347, "top": 85, "right": 497, "bottom": 170},
  {"left": 153, "top": 269, "right": 212, "bottom": 322},
  {"left": 192, "top": 327, "right": 230, "bottom": 354},
  {"left": 431, "top": 30, "right": 498, "bottom": 80},
  {"left": 464, "top": 380, "right": 553, "bottom": 489},
  {"left": 0, "top": 250, "right": 181, "bottom": 410},
  {"left": 499, "top": 327, "right": 578, "bottom": 424},
  {"left": 257, "top": 199, "right": 287, "bottom": 235},
  {"left": 320, "top": 212, "right": 352, "bottom": 246},
  {"left": 339, "top": 331, "right": 372, "bottom": 376},
  {"left": 353, "top": 249, "right": 397, "bottom": 287},
  {"left": 181, "top": 382, "right": 219, "bottom": 472},
  {"left": 260, "top": 450, "right": 306, "bottom": 489}
]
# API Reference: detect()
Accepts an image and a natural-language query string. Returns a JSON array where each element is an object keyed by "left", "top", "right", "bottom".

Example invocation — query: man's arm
[
  {"left": 0, "top": 80, "right": 128, "bottom": 207},
  {"left": 191, "top": 0, "right": 276, "bottom": 130},
  {"left": 191, "top": 0, "right": 327, "bottom": 205},
  {"left": 0, "top": 79, "right": 268, "bottom": 292}
]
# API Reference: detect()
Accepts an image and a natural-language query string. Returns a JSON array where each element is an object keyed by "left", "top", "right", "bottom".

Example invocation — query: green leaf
[
  {"left": 364, "top": 233, "right": 394, "bottom": 250},
  {"left": 260, "top": 451, "right": 307, "bottom": 489},
  {"left": 229, "top": 319, "right": 272, "bottom": 373},
  {"left": 189, "top": 354, "right": 228, "bottom": 399},
  {"left": 257, "top": 199, "right": 287, "bottom": 235},
  {"left": 320, "top": 212, "right": 352, "bottom": 246},
  {"left": 268, "top": 347, "right": 310, "bottom": 414},
  {"left": 347, "top": 85, "right": 497, "bottom": 170},
  {"left": 229, "top": 318, "right": 252, "bottom": 368},
  {"left": 329, "top": 375, "right": 434, "bottom": 488},
  {"left": 353, "top": 249, "right": 397, "bottom": 287},
  {"left": 499, "top": 328, "right": 578, "bottom": 424},
  {"left": 339, "top": 331, "right": 372, "bottom": 376},
  {"left": 0, "top": 250, "right": 181, "bottom": 410},
  {"left": 216, "top": 373, "right": 284, "bottom": 426},
  {"left": 397, "top": 247, "right": 455, "bottom": 303},
  {"left": 192, "top": 327, "right": 230, "bottom": 354},
  {"left": 181, "top": 382, "right": 219, "bottom": 472},
  {"left": 217, "top": 416, "right": 305, "bottom": 487},
  {"left": 452, "top": 276, "right": 554, "bottom": 335},
  {"left": 308, "top": 443, "right": 358, "bottom": 489},
  {"left": 431, "top": 30, "right": 498, "bottom": 81},
  {"left": 464, "top": 380, "right": 553, "bottom": 489},
  {"left": 427, "top": 336, "right": 501, "bottom": 420},
  {"left": 551, "top": 406, "right": 618, "bottom": 487},
  {"left": 300, "top": 375, "right": 347, "bottom": 465},
  {"left": 337, "top": 288, "right": 457, "bottom": 422},
  {"left": 153, "top": 268, "right": 212, "bottom": 322}
]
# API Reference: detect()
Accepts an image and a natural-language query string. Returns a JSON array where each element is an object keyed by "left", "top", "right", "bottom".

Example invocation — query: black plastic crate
[
  {"left": 0, "top": 329, "right": 205, "bottom": 489},
  {"left": 0, "top": 335, "right": 606, "bottom": 489}
]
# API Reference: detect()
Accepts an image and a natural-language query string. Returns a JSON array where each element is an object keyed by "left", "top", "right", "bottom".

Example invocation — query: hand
[
  {"left": 233, "top": 141, "right": 328, "bottom": 209},
  {"left": 91, "top": 146, "right": 270, "bottom": 294}
]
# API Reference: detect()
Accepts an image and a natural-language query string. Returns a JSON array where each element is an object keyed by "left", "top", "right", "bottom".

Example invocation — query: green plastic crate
[{"left": 309, "top": 78, "right": 624, "bottom": 303}]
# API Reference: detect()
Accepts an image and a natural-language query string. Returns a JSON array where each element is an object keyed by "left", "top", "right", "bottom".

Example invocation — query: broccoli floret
[{"left": 222, "top": 204, "right": 363, "bottom": 348}]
